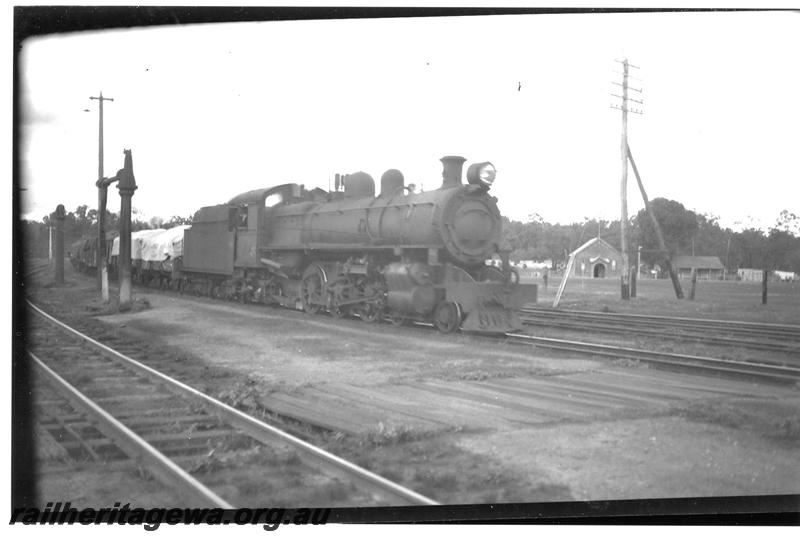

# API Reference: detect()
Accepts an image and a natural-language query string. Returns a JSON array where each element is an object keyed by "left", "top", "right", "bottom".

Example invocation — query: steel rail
[
  {"left": 25, "top": 262, "right": 52, "bottom": 279},
  {"left": 519, "top": 315, "right": 800, "bottom": 355},
  {"left": 522, "top": 307, "right": 800, "bottom": 332},
  {"left": 504, "top": 332, "right": 800, "bottom": 385},
  {"left": 521, "top": 307, "right": 800, "bottom": 341},
  {"left": 28, "top": 350, "right": 234, "bottom": 508},
  {"left": 27, "top": 300, "right": 439, "bottom": 506}
]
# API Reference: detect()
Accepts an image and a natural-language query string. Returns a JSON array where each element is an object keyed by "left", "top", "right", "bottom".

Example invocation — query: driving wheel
[
  {"left": 433, "top": 300, "right": 462, "bottom": 333},
  {"left": 300, "top": 264, "right": 326, "bottom": 314}
]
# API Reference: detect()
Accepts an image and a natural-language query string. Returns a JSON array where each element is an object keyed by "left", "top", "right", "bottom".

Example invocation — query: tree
[
  {"left": 774, "top": 210, "right": 800, "bottom": 236},
  {"left": 692, "top": 213, "right": 732, "bottom": 268},
  {"left": 732, "top": 228, "right": 766, "bottom": 270},
  {"left": 634, "top": 198, "right": 698, "bottom": 266},
  {"left": 765, "top": 228, "right": 800, "bottom": 273},
  {"left": 770, "top": 211, "right": 800, "bottom": 273},
  {"left": 22, "top": 219, "right": 49, "bottom": 259}
]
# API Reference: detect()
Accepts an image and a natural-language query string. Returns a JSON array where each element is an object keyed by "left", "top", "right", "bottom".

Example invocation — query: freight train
[{"left": 71, "top": 156, "right": 537, "bottom": 332}]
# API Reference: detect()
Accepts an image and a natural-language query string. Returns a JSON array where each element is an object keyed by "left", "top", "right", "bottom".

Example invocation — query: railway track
[
  {"left": 26, "top": 300, "right": 438, "bottom": 507},
  {"left": 33, "top": 372, "right": 136, "bottom": 473},
  {"left": 25, "top": 261, "right": 53, "bottom": 280},
  {"left": 504, "top": 331, "right": 800, "bottom": 386},
  {"left": 520, "top": 307, "right": 800, "bottom": 356},
  {"left": 59, "top": 259, "right": 798, "bottom": 357},
  {"left": 28, "top": 265, "right": 798, "bottom": 390}
]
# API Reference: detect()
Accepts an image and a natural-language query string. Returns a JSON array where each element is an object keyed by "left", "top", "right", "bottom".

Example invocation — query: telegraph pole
[
  {"left": 619, "top": 59, "right": 630, "bottom": 300},
  {"left": 89, "top": 92, "right": 114, "bottom": 295},
  {"left": 611, "top": 62, "right": 683, "bottom": 300},
  {"left": 611, "top": 59, "right": 642, "bottom": 300}
]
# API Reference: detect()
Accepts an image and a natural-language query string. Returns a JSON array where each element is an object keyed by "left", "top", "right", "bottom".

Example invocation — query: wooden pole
[
  {"left": 619, "top": 59, "right": 630, "bottom": 300},
  {"left": 95, "top": 180, "right": 113, "bottom": 302},
  {"left": 53, "top": 205, "right": 65, "bottom": 285},
  {"left": 637, "top": 245, "right": 641, "bottom": 280},
  {"left": 553, "top": 253, "right": 576, "bottom": 308},
  {"left": 90, "top": 92, "right": 113, "bottom": 293},
  {"left": 689, "top": 268, "right": 697, "bottom": 301},
  {"left": 627, "top": 145, "right": 684, "bottom": 299},
  {"left": 762, "top": 269, "right": 768, "bottom": 305},
  {"left": 724, "top": 236, "right": 732, "bottom": 280}
]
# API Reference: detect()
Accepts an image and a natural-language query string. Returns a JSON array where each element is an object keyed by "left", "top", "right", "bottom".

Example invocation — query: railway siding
[
  {"left": 80, "top": 291, "right": 798, "bottom": 435},
  {"left": 520, "top": 307, "right": 800, "bottom": 361},
  {"left": 24, "top": 265, "right": 800, "bottom": 502},
  {"left": 27, "top": 302, "right": 437, "bottom": 507}
]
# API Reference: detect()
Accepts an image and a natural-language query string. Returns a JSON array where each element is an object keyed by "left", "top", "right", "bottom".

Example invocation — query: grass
[
  {"left": 216, "top": 378, "right": 266, "bottom": 412},
  {"left": 672, "top": 397, "right": 800, "bottom": 446},
  {"left": 526, "top": 275, "right": 800, "bottom": 324},
  {"left": 317, "top": 422, "right": 573, "bottom": 503},
  {"left": 361, "top": 422, "right": 456, "bottom": 447}
]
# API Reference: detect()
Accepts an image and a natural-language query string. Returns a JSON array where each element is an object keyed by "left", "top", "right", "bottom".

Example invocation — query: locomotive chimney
[{"left": 440, "top": 156, "right": 466, "bottom": 189}]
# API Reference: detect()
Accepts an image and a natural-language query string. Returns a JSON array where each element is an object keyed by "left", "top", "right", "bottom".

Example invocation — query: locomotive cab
[{"left": 227, "top": 183, "right": 310, "bottom": 270}]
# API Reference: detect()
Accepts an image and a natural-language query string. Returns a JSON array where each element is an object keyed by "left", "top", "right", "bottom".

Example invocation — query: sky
[{"left": 17, "top": 10, "right": 800, "bottom": 231}]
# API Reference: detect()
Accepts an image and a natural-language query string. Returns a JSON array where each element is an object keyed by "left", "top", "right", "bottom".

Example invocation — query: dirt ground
[
  {"left": 459, "top": 411, "right": 800, "bottom": 501},
  {"left": 22, "top": 260, "right": 800, "bottom": 506}
]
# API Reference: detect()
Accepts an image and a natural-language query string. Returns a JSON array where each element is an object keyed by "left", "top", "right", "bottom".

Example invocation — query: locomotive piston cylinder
[
  {"left": 384, "top": 262, "right": 437, "bottom": 315},
  {"left": 387, "top": 287, "right": 437, "bottom": 315}
]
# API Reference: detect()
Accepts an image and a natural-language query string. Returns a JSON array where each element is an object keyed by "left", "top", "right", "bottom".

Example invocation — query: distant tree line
[
  {"left": 21, "top": 204, "right": 193, "bottom": 260},
  {"left": 19, "top": 200, "right": 800, "bottom": 274},
  {"left": 503, "top": 199, "right": 800, "bottom": 274}
]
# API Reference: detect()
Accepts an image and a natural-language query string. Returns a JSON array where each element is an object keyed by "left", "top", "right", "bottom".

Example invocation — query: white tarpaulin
[
  {"left": 110, "top": 226, "right": 190, "bottom": 261},
  {"left": 139, "top": 225, "right": 190, "bottom": 262},
  {"left": 111, "top": 229, "right": 165, "bottom": 258}
]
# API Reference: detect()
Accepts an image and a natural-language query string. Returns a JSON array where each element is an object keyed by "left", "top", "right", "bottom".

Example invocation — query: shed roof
[
  {"left": 570, "top": 236, "right": 621, "bottom": 257},
  {"left": 673, "top": 255, "right": 724, "bottom": 269}
]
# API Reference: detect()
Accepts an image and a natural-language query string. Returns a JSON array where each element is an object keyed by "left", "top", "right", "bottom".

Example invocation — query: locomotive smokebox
[{"left": 440, "top": 156, "right": 466, "bottom": 189}]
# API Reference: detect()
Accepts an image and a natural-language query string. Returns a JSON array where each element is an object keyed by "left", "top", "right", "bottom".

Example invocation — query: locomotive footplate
[{"left": 444, "top": 282, "right": 538, "bottom": 332}]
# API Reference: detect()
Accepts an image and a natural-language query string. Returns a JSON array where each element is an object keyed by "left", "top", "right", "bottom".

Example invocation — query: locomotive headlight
[{"left": 466, "top": 162, "right": 497, "bottom": 188}]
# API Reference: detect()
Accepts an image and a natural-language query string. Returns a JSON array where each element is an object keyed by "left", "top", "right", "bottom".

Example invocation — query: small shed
[
  {"left": 737, "top": 268, "right": 763, "bottom": 281},
  {"left": 673, "top": 256, "right": 725, "bottom": 280},
  {"left": 569, "top": 237, "right": 622, "bottom": 278}
]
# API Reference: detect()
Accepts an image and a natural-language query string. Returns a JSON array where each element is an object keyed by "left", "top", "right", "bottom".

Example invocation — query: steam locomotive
[{"left": 72, "top": 156, "right": 537, "bottom": 333}]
